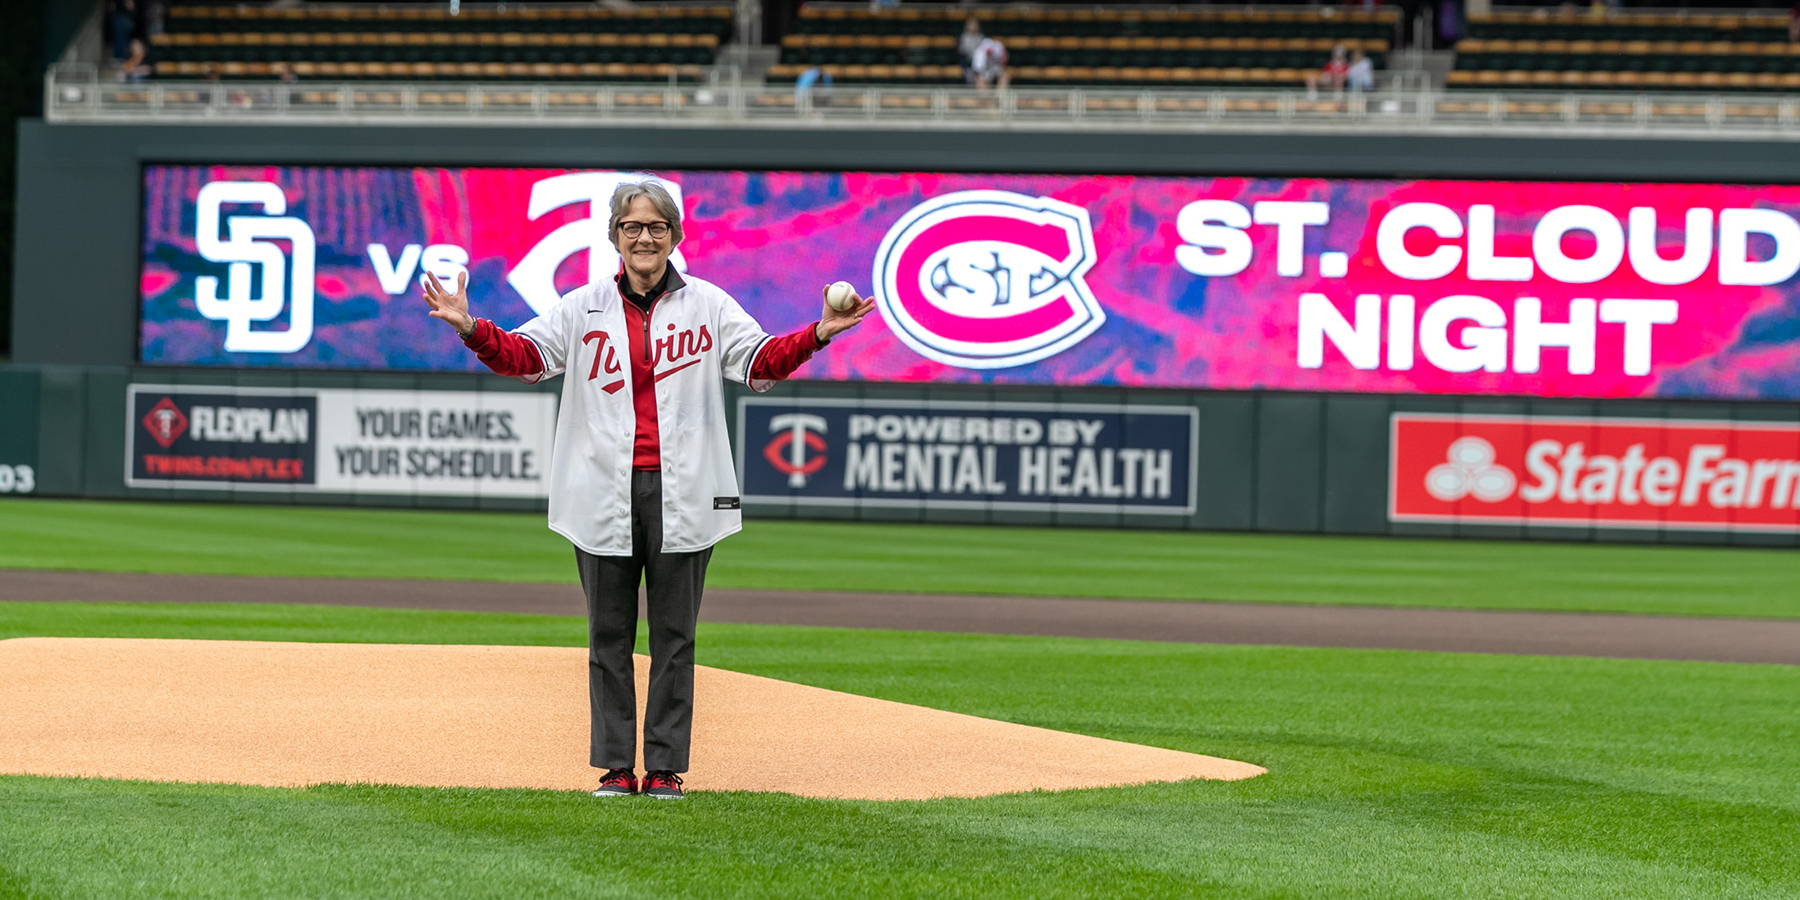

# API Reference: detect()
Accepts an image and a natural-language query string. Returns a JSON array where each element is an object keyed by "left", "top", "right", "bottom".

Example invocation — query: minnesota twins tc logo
[
  {"left": 764, "top": 413, "right": 828, "bottom": 488},
  {"left": 194, "top": 181, "right": 317, "bottom": 354},
  {"left": 873, "top": 190, "right": 1105, "bottom": 370}
]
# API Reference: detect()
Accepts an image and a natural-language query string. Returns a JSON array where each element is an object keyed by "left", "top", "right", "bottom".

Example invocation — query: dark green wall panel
[
  {"left": 80, "top": 368, "right": 130, "bottom": 499},
  {"left": 1321, "top": 394, "right": 1391, "bottom": 535},
  {"left": 1191, "top": 393, "right": 1255, "bottom": 530},
  {"left": 1253, "top": 393, "right": 1323, "bottom": 533},
  {"left": 33, "top": 365, "right": 87, "bottom": 496},
  {"left": 0, "top": 368, "right": 40, "bottom": 496}
]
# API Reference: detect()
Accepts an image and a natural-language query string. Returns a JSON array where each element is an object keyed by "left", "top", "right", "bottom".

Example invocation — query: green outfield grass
[
  {"left": 4, "top": 497, "right": 1800, "bottom": 618},
  {"left": 0, "top": 602, "right": 1796, "bottom": 899}
]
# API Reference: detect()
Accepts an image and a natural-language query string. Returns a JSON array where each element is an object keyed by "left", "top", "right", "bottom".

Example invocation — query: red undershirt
[{"left": 461, "top": 266, "right": 827, "bottom": 468}]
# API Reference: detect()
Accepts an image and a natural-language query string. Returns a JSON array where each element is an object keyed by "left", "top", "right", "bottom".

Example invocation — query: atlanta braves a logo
[
  {"left": 872, "top": 191, "right": 1105, "bottom": 370},
  {"left": 507, "top": 173, "right": 688, "bottom": 316},
  {"left": 764, "top": 413, "right": 827, "bottom": 488}
]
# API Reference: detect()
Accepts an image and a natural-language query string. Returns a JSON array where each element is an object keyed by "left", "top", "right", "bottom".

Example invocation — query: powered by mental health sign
[{"left": 737, "top": 398, "right": 1197, "bottom": 514}]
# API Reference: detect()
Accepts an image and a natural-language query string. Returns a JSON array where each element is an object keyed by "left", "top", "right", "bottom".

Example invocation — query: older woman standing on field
[{"left": 422, "top": 179, "right": 874, "bottom": 800}]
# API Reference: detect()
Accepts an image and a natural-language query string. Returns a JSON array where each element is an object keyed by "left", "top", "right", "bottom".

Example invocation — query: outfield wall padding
[{"left": 4, "top": 361, "right": 1797, "bottom": 549}]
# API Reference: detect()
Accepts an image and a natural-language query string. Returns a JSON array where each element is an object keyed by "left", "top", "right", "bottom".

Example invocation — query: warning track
[{"left": 3, "top": 569, "right": 1796, "bottom": 666}]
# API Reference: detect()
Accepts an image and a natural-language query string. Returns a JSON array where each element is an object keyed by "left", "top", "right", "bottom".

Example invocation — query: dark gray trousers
[{"left": 573, "top": 470, "right": 711, "bottom": 773}]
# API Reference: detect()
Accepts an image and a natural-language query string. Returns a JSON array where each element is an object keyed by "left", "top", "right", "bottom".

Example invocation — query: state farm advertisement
[
  {"left": 126, "top": 384, "right": 556, "bottom": 497},
  {"left": 143, "top": 166, "right": 1800, "bottom": 400},
  {"left": 1390, "top": 413, "right": 1800, "bottom": 532}
]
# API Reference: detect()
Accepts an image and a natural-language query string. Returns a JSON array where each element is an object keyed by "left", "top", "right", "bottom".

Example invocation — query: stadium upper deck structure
[{"left": 38, "top": 1, "right": 1800, "bottom": 140}]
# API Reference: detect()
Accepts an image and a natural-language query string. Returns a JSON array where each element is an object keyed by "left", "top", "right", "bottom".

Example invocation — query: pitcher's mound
[{"left": 0, "top": 637, "right": 1264, "bottom": 800}]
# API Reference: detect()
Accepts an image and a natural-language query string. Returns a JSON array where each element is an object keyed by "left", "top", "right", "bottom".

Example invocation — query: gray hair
[{"left": 609, "top": 178, "right": 684, "bottom": 245}]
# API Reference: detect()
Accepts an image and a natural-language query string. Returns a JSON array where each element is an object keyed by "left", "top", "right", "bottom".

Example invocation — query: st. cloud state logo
[{"left": 872, "top": 191, "right": 1105, "bottom": 370}]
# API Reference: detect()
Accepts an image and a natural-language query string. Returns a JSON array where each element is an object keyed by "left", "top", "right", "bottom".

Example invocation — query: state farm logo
[
  {"left": 142, "top": 397, "right": 189, "bottom": 449},
  {"left": 1424, "top": 436, "right": 1516, "bottom": 503},
  {"left": 194, "top": 181, "right": 316, "bottom": 353},
  {"left": 764, "top": 413, "right": 827, "bottom": 488},
  {"left": 1390, "top": 413, "right": 1800, "bottom": 533},
  {"left": 873, "top": 190, "right": 1105, "bottom": 370}
]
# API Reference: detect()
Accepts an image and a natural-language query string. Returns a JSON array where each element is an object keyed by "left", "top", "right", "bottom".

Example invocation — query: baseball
[{"left": 825, "top": 281, "right": 858, "bottom": 312}]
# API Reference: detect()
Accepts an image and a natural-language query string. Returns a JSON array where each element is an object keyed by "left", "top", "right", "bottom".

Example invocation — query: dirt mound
[{"left": 0, "top": 637, "right": 1264, "bottom": 800}]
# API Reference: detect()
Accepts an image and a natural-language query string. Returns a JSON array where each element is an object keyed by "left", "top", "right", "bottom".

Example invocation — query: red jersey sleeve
[
  {"left": 749, "top": 322, "right": 827, "bottom": 383},
  {"left": 461, "top": 318, "right": 545, "bottom": 379}
]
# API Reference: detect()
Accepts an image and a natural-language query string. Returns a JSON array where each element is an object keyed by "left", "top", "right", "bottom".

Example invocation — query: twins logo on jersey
[
  {"left": 579, "top": 320, "right": 714, "bottom": 396},
  {"left": 872, "top": 190, "right": 1106, "bottom": 370}
]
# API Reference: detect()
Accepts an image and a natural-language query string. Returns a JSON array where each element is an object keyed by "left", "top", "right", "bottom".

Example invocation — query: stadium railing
[{"left": 46, "top": 67, "right": 1800, "bottom": 138}]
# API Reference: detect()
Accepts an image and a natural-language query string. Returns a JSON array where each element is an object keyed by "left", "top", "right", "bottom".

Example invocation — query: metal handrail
[{"left": 43, "top": 72, "right": 1800, "bottom": 140}]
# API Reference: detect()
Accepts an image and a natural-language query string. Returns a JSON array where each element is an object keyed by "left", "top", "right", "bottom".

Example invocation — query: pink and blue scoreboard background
[{"left": 140, "top": 166, "right": 1800, "bottom": 401}]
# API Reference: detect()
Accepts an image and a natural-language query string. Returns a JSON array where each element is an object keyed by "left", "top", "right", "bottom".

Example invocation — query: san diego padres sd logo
[{"left": 872, "top": 191, "right": 1106, "bottom": 370}]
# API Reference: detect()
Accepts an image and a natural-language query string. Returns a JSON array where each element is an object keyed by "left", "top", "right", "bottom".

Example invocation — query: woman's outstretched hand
[
  {"left": 423, "top": 271, "right": 475, "bottom": 337},
  {"left": 817, "top": 284, "right": 877, "bottom": 343}
]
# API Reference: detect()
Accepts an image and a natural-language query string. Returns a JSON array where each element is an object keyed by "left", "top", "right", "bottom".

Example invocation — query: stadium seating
[
  {"left": 768, "top": 6, "right": 1395, "bottom": 88},
  {"left": 1448, "top": 10, "right": 1800, "bottom": 91},
  {"left": 149, "top": 3, "right": 732, "bottom": 82}
]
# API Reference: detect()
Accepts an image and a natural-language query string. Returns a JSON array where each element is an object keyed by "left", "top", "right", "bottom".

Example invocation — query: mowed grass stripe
[
  {"left": 0, "top": 601, "right": 1795, "bottom": 899},
  {"left": 4, "top": 498, "right": 1800, "bottom": 618}
]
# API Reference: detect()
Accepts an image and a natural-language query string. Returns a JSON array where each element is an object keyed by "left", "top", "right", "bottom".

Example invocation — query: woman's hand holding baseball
[
  {"left": 423, "top": 272, "right": 476, "bottom": 337},
  {"left": 816, "top": 284, "right": 877, "bottom": 343}
]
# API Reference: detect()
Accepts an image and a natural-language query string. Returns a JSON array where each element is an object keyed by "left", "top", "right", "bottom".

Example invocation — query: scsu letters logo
[
  {"left": 194, "top": 181, "right": 316, "bottom": 353},
  {"left": 873, "top": 191, "right": 1105, "bottom": 369}
]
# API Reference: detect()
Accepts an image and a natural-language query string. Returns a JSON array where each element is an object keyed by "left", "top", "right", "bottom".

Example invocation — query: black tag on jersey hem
[{"left": 713, "top": 496, "right": 740, "bottom": 510}]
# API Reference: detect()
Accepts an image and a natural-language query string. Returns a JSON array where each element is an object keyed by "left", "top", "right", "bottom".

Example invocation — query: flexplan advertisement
[
  {"left": 143, "top": 166, "right": 1800, "bottom": 400},
  {"left": 126, "top": 384, "right": 556, "bottom": 497},
  {"left": 1391, "top": 413, "right": 1800, "bottom": 532}
]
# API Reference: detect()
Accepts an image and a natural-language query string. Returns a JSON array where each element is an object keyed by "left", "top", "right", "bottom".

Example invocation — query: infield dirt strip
[{"left": 0, "top": 638, "right": 1264, "bottom": 800}]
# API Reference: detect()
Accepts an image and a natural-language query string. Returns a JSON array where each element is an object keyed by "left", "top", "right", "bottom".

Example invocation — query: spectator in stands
[
  {"left": 1347, "top": 49, "right": 1375, "bottom": 93},
  {"left": 1307, "top": 44, "right": 1350, "bottom": 99},
  {"left": 1438, "top": 0, "right": 1462, "bottom": 44},
  {"left": 794, "top": 66, "right": 832, "bottom": 103},
  {"left": 119, "top": 38, "right": 151, "bottom": 84},
  {"left": 1790, "top": 4, "right": 1799, "bottom": 44},
  {"left": 959, "top": 19, "right": 985, "bottom": 84},
  {"left": 111, "top": 0, "right": 137, "bottom": 62},
  {"left": 970, "top": 35, "right": 1010, "bottom": 93}
]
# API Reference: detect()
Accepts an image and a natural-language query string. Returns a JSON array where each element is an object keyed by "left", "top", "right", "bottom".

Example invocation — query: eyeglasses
[{"left": 619, "top": 221, "right": 671, "bottom": 240}]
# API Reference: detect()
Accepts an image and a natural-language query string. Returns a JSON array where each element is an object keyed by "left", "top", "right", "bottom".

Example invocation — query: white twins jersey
[{"left": 514, "top": 274, "right": 777, "bottom": 555}]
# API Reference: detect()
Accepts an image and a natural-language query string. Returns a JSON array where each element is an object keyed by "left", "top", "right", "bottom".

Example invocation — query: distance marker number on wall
[{"left": 0, "top": 465, "right": 36, "bottom": 494}]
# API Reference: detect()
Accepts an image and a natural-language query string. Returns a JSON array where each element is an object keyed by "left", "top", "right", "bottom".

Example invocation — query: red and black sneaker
[
  {"left": 592, "top": 767, "right": 637, "bottom": 798},
  {"left": 642, "top": 771, "right": 684, "bottom": 801}
]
